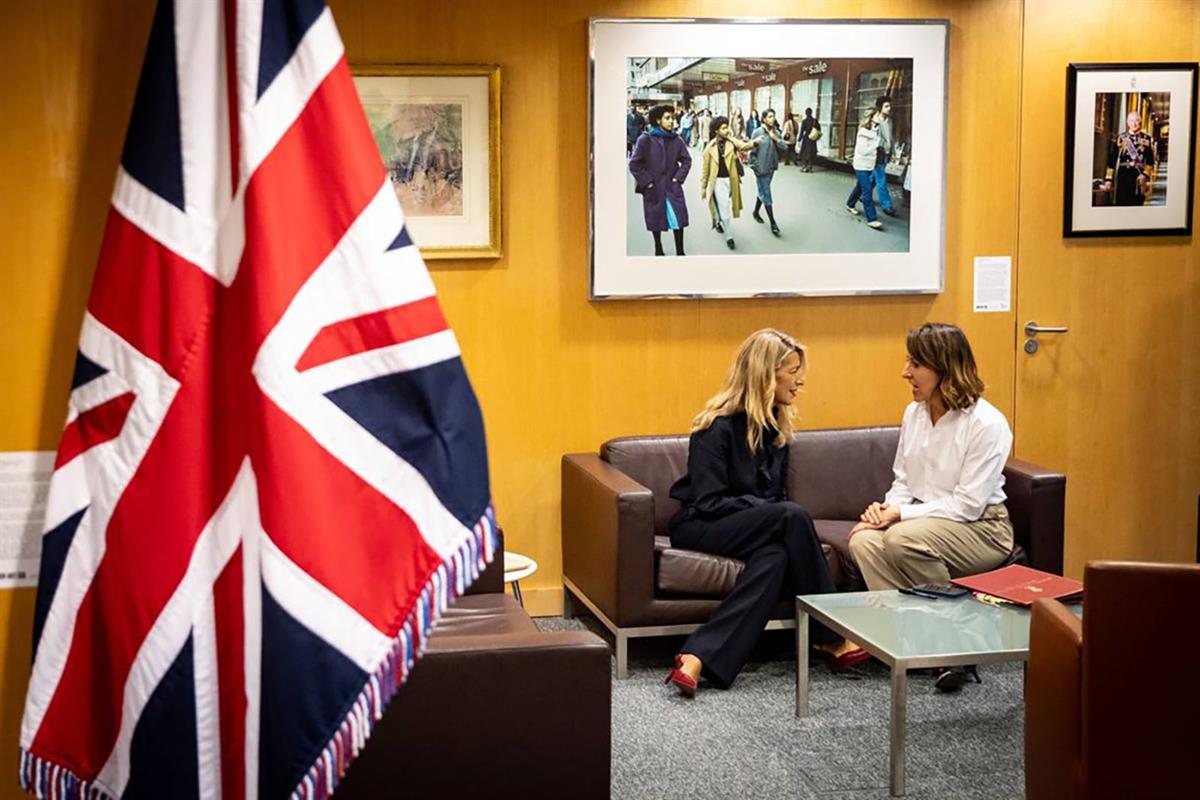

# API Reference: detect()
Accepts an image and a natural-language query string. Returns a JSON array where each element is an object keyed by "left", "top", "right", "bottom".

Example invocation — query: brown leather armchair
[
  {"left": 562, "top": 426, "right": 1066, "bottom": 677},
  {"left": 1026, "top": 561, "right": 1200, "bottom": 800},
  {"left": 337, "top": 536, "right": 611, "bottom": 799}
]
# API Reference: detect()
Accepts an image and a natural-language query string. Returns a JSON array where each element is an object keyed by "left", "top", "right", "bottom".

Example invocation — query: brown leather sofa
[
  {"left": 337, "top": 537, "right": 611, "bottom": 799},
  {"left": 562, "top": 426, "right": 1065, "bottom": 677},
  {"left": 1026, "top": 561, "right": 1200, "bottom": 800}
]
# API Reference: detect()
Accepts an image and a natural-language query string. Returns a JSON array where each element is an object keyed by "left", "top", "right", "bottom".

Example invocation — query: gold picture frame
[{"left": 351, "top": 64, "right": 502, "bottom": 260}]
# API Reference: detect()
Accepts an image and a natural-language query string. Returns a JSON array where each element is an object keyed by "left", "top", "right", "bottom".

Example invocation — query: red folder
[{"left": 951, "top": 564, "right": 1083, "bottom": 607}]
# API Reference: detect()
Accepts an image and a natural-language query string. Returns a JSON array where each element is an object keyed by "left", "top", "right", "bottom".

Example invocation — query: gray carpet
[{"left": 535, "top": 616, "right": 1026, "bottom": 800}]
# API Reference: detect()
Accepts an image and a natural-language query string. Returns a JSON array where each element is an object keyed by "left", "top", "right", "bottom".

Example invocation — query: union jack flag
[{"left": 20, "top": 1, "right": 495, "bottom": 797}]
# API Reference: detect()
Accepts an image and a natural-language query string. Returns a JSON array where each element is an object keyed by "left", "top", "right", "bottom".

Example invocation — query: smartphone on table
[{"left": 899, "top": 583, "right": 969, "bottom": 599}]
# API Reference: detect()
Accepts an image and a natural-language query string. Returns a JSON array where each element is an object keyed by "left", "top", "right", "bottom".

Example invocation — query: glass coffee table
[{"left": 794, "top": 590, "right": 1081, "bottom": 796}]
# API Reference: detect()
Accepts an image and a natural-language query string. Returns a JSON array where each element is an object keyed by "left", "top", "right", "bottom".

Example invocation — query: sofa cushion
[
  {"left": 656, "top": 544, "right": 746, "bottom": 597},
  {"left": 602, "top": 427, "right": 903, "bottom": 535},
  {"left": 813, "top": 518, "right": 862, "bottom": 591},
  {"left": 787, "top": 427, "right": 900, "bottom": 520},
  {"left": 654, "top": 539, "right": 844, "bottom": 597},
  {"left": 602, "top": 435, "right": 690, "bottom": 536},
  {"left": 431, "top": 594, "right": 538, "bottom": 642}
]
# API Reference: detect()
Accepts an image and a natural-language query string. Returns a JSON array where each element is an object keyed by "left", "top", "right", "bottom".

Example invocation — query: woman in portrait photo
[
  {"left": 628, "top": 104, "right": 692, "bottom": 256},
  {"left": 699, "top": 116, "right": 759, "bottom": 250},
  {"left": 798, "top": 107, "right": 821, "bottom": 172},
  {"left": 845, "top": 107, "right": 884, "bottom": 230}
]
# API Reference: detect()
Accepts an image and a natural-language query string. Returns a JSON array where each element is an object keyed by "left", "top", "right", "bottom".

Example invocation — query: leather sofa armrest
[
  {"left": 336, "top": 630, "right": 611, "bottom": 800},
  {"left": 562, "top": 453, "right": 656, "bottom": 626},
  {"left": 1026, "top": 599, "right": 1082, "bottom": 800},
  {"left": 463, "top": 527, "right": 504, "bottom": 596},
  {"left": 1003, "top": 458, "right": 1066, "bottom": 574}
]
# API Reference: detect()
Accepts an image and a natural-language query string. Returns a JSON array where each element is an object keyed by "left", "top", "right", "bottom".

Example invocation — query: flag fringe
[
  {"left": 288, "top": 503, "right": 498, "bottom": 800},
  {"left": 18, "top": 505, "right": 499, "bottom": 800},
  {"left": 18, "top": 749, "right": 111, "bottom": 800}
]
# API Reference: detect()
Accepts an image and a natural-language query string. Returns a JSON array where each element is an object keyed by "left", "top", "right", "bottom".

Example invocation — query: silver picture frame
[{"left": 589, "top": 17, "right": 949, "bottom": 300}]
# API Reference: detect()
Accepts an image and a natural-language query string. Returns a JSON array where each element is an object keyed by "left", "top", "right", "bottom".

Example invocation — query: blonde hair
[
  {"left": 692, "top": 329, "right": 806, "bottom": 451},
  {"left": 906, "top": 322, "right": 986, "bottom": 411}
]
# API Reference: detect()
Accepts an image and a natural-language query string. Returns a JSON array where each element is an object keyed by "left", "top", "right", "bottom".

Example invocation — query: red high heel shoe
[
  {"left": 664, "top": 654, "right": 698, "bottom": 697},
  {"left": 664, "top": 667, "right": 698, "bottom": 697},
  {"left": 812, "top": 644, "right": 871, "bottom": 672}
]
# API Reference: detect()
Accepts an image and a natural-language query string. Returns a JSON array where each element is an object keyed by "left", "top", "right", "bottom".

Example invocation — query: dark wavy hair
[
  {"left": 647, "top": 104, "right": 674, "bottom": 128},
  {"left": 708, "top": 115, "right": 729, "bottom": 142},
  {"left": 906, "top": 323, "right": 986, "bottom": 411}
]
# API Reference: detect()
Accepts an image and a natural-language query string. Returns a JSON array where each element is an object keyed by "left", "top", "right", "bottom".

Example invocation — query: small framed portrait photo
[{"left": 1063, "top": 62, "right": 1198, "bottom": 238}]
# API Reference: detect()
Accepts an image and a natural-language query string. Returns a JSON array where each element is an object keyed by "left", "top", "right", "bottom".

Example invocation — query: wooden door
[{"left": 1014, "top": 0, "right": 1200, "bottom": 577}]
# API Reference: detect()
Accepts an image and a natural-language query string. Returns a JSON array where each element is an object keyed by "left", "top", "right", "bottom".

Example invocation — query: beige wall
[{"left": 0, "top": 0, "right": 1193, "bottom": 784}]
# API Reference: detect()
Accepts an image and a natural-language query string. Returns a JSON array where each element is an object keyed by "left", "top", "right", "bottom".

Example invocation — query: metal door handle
[{"left": 1024, "top": 321, "right": 1069, "bottom": 337}]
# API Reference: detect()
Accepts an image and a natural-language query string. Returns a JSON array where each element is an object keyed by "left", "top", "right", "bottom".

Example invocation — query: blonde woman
[
  {"left": 847, "top": 322, "right": 1014, "bottom": 690},
  {"left": 664, "top": 330, "right": 868, "bottom": 697},
  {"left": 699, "top": 116, "right": 760, "bottom": 250}
]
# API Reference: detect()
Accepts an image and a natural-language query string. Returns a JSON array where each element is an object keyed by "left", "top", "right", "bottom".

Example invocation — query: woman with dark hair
[
  {"left": 699, "top": 116, "right": 760, "bottom": 250},
  {"left": 745, "top": 109, "right": 760, "bottom": 139},
  {"left": 798, "top": 107, "right": 820, "bottom": 172},
  {"left": 628, "top": 104, "right": 692, "bottom": 256},
  {"left": 847, "top": 322, "right": 1014, "bottom": 690},
  {"left": 664, "top": 330, "right": 868, "bottom": 697},
  {"left": 749, "top": 108, "right": 784, "bottom": 236}
]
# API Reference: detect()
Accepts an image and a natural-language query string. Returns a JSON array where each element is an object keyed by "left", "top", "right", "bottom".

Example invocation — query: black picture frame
[{"left": 1063, "top": 62, "right": 1198, "bottom": 238}]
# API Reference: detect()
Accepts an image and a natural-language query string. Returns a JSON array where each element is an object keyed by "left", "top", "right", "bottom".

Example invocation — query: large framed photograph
[
  {"left": 352, "top": 64, "right": 501, "bottom": 259},
  {"left": 589, "top": 18, "right": 948, "bottom": 299},
  {"left": 1063, "top": 62, "right": 1198, "bottom": 238}
]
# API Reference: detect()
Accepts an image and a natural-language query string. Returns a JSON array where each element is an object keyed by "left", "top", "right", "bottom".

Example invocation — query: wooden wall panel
[
  {"left": 1014, "top": 0, "right": 1200, "bottom": 575},
  {"left": 0, "top": 0, "right": 155, "bottom": 785},
  {"left": 332, "top": 0, "right": 1024, "bottom": 610},
  {"left": 0, "top": 0, "right": 1023, "bottom": 777}
]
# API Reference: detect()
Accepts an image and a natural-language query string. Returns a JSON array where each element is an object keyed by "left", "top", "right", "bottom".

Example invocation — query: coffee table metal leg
[
  {"left": 795, "top": 601, "right": 809, "bottom": 717},
  {"left": 890, "top": 666, "right": 907, "bottom": 796}
]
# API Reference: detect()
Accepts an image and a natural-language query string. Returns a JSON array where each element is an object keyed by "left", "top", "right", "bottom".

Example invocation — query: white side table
[{"left": 502, "top": 551, "right": 538, "bottom": 607}]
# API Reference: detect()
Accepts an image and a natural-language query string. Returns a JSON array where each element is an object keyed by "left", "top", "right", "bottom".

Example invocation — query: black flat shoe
[
  {"left": 770, "top": 225, "right": 781, "bottom": 237},
  {"left": 714, "top": 221, "right": 724, "bottom": 234},
  {"left": 934, "top": 665, "right": 981, "bottom": 693},
  {"left": 726, "top": 238, "right": 736, "bottom": 250}
]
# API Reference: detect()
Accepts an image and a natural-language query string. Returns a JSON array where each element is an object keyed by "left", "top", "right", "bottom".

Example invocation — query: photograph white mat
[{"left": 590, "top": 18, "right": 948, "bottom": 299}]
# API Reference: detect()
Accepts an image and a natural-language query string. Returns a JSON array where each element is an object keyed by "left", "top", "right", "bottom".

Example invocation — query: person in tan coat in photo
[{"left": 699, "top": 116, "right": 760, "bottom": 250}]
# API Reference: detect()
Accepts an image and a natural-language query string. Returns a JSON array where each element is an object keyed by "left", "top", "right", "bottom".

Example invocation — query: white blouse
[{"left": 884, "top": 398, "right": 1013, "bottom": 523}]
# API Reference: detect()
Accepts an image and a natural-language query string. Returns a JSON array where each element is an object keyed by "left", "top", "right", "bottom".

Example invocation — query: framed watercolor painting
[
  {"left": 589, "top": 18, "right": 948, "bottom": 299},
  {"left": 352, "top": 64, "right": 502, "bottom": 258},
  {"left": 1063, "top": 62, "right": 1197, "bottom": 238}
]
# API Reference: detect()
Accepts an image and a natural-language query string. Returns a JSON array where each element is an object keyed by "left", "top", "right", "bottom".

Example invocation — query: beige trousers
[{"left": 847, "top": 504, "right": 1014, "bottom": 591}]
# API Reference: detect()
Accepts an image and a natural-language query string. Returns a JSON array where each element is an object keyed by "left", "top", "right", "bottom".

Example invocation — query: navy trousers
[{"left": 670, "top": 501, "right": 840, "bottom": 688}]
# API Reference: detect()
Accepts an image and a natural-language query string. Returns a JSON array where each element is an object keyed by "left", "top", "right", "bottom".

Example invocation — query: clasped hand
[{"left": 849, "top": 502, "right": 901, "bottom": 537}]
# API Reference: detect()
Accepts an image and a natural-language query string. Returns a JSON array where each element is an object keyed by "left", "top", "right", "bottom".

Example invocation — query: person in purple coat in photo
[{"left": 629, "top": 104, "right": 692, "bottom": 256}]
